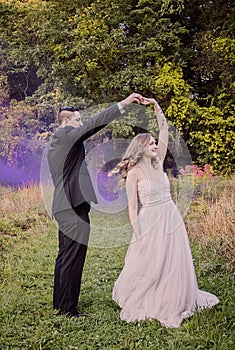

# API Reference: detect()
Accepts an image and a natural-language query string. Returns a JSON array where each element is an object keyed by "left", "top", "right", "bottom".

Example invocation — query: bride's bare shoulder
[{"left": 127, "top": 165, "right": 143, "bottom": 179}]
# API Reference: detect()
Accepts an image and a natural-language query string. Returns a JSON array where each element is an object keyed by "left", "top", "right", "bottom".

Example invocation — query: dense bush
[{"left": 0, "top": 0, "right": 234, "bottom": 179}]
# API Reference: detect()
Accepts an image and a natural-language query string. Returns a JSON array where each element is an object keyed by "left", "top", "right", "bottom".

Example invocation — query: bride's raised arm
[
  {"left": 153, "top": 101, "right": 168, "bottom": 162},
  {"left": 142, "top": 98, "right": 168, "bottom": 162}
]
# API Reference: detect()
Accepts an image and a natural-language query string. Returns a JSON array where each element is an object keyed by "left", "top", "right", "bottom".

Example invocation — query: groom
[{"left": 47, "top": 93, "right": 144, "bottom": 317}]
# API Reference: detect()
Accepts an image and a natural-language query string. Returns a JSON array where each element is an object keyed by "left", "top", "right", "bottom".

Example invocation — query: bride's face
[{"left": 143, "top": 136, "right": 158, "bottom": 158}]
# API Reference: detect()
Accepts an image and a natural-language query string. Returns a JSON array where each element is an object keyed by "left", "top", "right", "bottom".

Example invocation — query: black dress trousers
[{"left": 53, "top": 202, "right": 90, "bottom": 315}]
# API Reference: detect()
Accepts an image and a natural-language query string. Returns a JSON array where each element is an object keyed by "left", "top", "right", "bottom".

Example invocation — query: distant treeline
[{"left": 0, "top": 0, "right": 234, "bottom": 182}]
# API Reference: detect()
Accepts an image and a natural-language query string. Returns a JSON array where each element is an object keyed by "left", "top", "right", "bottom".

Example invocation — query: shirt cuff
[{"left": 117, "top": 102, "right": 125, "bottom": 114}]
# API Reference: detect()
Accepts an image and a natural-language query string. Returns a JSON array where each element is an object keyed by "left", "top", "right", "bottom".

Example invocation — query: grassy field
[{"left": 0, "top": 176, "right": 234, "bottom": 350}]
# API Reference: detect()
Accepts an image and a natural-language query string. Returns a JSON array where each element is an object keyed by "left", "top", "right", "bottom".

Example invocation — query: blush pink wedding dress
[{"left": 112, "top": 170, "right": 219, "bottom": 328}]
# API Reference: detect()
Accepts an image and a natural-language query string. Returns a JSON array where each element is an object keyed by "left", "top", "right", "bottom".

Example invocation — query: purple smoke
[{"left": 0, "top": 156, "right": 41, "bottom": 186}]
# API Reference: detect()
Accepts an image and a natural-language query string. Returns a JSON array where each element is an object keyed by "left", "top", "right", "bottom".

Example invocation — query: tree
[{"left": 0, "top": 0, "right": 234, "bottom": 176}]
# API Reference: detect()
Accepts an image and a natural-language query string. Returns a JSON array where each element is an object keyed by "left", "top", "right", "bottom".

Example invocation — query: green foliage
[
  {"left": 155, "top": 62, "right": 195, "bottom": 129},
  {"left": 189, "top": 104, "right": 235, "bottom": 174},
  {"left": 0, "top": 97, "right": 45, "bottom": 167},
  {"left": 0, "top": 0, "right": 234, "bottom": 174},
  {"left": 182, "top": 0, "right": 235, "bottom": 102}
]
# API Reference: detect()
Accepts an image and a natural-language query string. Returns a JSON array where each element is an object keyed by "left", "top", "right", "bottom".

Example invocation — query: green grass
[{"left": 0, "top": 182, "right": 234, "bottom": 350}]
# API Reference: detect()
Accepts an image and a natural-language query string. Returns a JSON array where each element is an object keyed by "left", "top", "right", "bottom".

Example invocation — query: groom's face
[{"left": 67, "top": 111, "right": 83, "bottom": 128}]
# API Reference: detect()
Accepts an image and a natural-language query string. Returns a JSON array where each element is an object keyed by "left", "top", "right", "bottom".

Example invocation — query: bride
[{"left": 110, "top": 97, "right": 219, "bottom": 328}]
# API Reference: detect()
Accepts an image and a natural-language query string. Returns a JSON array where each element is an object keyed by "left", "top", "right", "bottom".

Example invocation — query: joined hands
[{"left": 120, "top": 93, "right": 159, "bottom": 108}]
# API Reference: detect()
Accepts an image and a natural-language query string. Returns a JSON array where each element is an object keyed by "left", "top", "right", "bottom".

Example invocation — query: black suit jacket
[{"left": 47, "top": 103, "right": 122, "bottom": 216}]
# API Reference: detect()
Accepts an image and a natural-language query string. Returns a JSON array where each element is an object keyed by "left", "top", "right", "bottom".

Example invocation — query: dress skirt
[{"left": 112, "top": 199, "right": 219, "bottom": 328}]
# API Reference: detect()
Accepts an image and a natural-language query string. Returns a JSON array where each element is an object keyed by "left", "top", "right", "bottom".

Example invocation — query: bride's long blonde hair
[{"left": 109, "top": 133, "right": 159, "bottom": 184}]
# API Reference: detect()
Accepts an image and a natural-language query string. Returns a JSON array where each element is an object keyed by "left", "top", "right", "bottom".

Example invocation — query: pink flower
[
  {"left": 197, "top": 169, "right": 204, "bottom": 177},
  {"left": 178, "top": 164, "right": 212, "bottom": 179},
  {"left": 204, "top": 164, "right": 212, "bottom": 178},
  {"left": 185, "top": 165, "right": 194, "bottom": 173}
]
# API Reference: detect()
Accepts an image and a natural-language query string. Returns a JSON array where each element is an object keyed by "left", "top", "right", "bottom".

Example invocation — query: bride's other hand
[{"left": 141, "top": 97, "right": 158, "bottom": 106}]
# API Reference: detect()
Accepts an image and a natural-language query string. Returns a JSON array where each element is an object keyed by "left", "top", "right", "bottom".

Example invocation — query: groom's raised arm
[{"left": 60, "top": 93, "right": 144, "bottom": 144}]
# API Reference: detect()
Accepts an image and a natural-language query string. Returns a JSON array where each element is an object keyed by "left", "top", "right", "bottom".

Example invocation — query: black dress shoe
[
  {"left": 58, "top": 310, "right": 81, "bottom": 318},
  {"left": 70, "top": 312, "right": 81, "bottom": 318}
]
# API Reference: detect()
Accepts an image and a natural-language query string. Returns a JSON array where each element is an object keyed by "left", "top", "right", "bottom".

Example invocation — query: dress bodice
[{"left": 137, "top": 172, "right": 172, "bottom": 207}]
